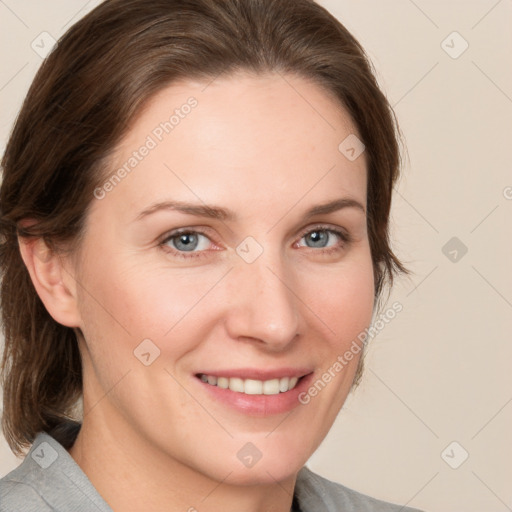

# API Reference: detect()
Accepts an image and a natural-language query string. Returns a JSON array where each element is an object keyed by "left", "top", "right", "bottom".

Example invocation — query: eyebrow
[{"left": 134, "top": 197, "right": 366, "bottom": 223}]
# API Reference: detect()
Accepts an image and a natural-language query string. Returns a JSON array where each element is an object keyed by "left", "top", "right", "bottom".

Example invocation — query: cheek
[
  {"left": 75, "top": 233, "right": 375, "bottom": 370},
  {"left": 303, "top": 252, "right": 375, "bottom": 351},
  {"left": 76, "top": 252, "right": 228, "bottom": 359}
]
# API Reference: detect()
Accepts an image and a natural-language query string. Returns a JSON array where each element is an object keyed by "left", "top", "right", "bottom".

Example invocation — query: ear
[{"left": 17, "top": 227, "right": 81, "bottom": 328}]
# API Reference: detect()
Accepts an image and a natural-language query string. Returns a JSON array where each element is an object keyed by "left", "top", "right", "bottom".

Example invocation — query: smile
[{"left": 198, "top": 374, "right": 300, "bottom": 395}]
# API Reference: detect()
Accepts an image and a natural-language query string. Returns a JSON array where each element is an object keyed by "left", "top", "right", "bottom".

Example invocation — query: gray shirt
[{"left": 0, "top": 427, "right": 424, "bottom": 511}]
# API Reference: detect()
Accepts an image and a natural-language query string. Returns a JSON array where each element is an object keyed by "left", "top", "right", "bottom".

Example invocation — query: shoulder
[
  {"left": 0, "top": 430, "right": 112, "bottom": 512},
  {"left": 0, "top": 459, "right": 54, "bottom": 511},
  {"left": 295, "top": 466, "right": 426, "bottom": 512}
]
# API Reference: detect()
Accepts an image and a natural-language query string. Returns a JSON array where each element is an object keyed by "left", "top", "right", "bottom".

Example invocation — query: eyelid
[
  {"left": 159, "top": 223, "right": 351, "bottom": 259},
  {"left": 297, "top": 223, "right": 351, "bottom": 242},
  {"left": 159, "top": 227, "right": 217, "bottom": 260}
]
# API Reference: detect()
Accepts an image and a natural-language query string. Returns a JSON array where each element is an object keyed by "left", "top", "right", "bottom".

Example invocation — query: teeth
[
  {"left": 199, "top": 374, "right": 301, "bottom": 395},
  {"left": 279, "top": 377, "right": 289, "bottom": 392},
  {"left": 228, "top": 377, "right": 244, "bottom": 393},
  {"left": 217, "top": 377, "right": 229, "bottom": 389},
  {"left": 263, "top": 379, "right": 280, "bottom": 395},
  {"left": 244, "top": 379, "right": 262, "bottom": 395}
]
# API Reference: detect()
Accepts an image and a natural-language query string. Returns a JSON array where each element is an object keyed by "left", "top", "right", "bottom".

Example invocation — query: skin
[{"left": 19, "top": 71, "right": 374, "bottom": 512}]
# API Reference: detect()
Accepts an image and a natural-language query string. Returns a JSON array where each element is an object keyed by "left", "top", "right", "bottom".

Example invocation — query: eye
[
  {"left": 159, "top": 225, "right": 351, "bottom": 260},
  {"left": 160, "top": 229, "right": 213, "bottom": 259},
  {"left": 296, "top": 226, "right": 350, "bottom": 252}
]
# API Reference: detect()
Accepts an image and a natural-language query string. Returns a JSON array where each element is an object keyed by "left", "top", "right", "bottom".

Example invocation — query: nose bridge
[{"left": 226, "top": 242, "right": 299, "bottom": 349}]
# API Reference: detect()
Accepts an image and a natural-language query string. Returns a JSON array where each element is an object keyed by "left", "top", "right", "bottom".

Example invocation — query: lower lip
[{"left": 195, "top": 373, "right": 314, "bottom": 416}]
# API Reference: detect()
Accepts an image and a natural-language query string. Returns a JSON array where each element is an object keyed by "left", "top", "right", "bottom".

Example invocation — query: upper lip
[{"left": 196, "top": 368, "right": 313, "bottom": 380}]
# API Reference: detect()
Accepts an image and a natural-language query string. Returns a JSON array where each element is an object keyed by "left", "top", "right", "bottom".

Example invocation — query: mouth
[
  {"left": 194, "top": 369, "right": 314, "bottom": 416},
  {"left": 196, "top": 373, "right": 302, "bottom": 395}
]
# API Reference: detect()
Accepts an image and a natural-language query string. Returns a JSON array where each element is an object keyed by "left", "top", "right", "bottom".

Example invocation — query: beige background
[{"left": 1, "top": 1, "right": 511, "bottom": 511}]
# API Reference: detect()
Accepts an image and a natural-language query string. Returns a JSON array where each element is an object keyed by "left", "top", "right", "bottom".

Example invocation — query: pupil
[
  {"left": 308, "top": 230, "right": 326, "bottom": 247},
  {"left": 176, "top": 233, "right": 197, "bottom": 251}
]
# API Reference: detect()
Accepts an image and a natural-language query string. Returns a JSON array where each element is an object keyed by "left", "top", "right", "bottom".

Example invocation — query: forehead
[{"left": 95, "top": 72, "right": 367, "bottom": 222}]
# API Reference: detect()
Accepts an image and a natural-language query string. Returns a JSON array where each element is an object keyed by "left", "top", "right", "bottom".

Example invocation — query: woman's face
[{"left": 70, "top": 72, "right": 374, "bottom": 484}]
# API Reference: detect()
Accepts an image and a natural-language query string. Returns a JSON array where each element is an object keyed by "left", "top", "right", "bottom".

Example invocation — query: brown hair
[{"left": 0, "top": 0, "right": 409, "bottom": 456}]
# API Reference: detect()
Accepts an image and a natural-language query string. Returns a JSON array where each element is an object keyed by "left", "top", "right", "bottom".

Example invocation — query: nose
[{"left": 224, "top": 248, "right": 300, "bottom": 351}]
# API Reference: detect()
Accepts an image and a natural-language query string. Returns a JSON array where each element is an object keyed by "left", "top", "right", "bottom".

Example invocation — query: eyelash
[{"left": 159, "top": 225, "right": 352, "bottom": 260}]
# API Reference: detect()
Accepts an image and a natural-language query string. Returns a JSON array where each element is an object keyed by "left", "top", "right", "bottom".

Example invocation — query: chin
[
  {"left": 220, "top": 460, "right": 303, "bottom": 487},
  {"left": 205, "top": 442, "right": 310, "bottom": 487}
]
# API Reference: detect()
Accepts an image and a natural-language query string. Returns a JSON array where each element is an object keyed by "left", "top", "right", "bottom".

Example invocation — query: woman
[{"left": 0, "top": 0, "right": 423, "bottom": 510}]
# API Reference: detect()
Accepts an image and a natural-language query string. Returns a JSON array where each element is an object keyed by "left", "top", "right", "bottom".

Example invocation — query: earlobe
[{"left": 17, "top": 234, "right": 82, "bottom": 328}]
